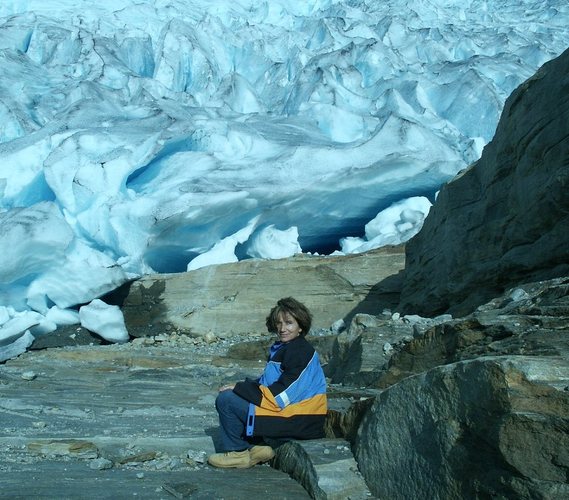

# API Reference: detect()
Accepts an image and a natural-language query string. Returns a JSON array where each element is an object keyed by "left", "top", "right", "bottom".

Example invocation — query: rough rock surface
[
  {"left": 332, "top": 278, "right": 569, "bottom": 389},
  {"left": 399, "top": 47, "right": 569, "bottom": 317},
  {"left": 329, "top": 277, "right": 569, "bottom": 499},
  {"left": 271, "top": 438, "right": 371, "bottom": 500},
  {"left": 326, "top": 310, "right": 451, "bottom": 386},
  {"left": 120, "top": 246, "right": 404, "bottom": 338},
  {"left": 355, "top": 355, "right": 569, "bottom": 500}
]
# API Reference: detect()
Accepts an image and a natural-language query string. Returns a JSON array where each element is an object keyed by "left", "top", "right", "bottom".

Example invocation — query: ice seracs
[{"left": 0, "top": 0, "right": 567, "bottom": 356}]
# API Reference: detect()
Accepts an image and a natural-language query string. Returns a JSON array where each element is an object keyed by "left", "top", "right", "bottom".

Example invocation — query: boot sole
[{"left": 249, "top": 451, "right": 275, "bottom": 466}]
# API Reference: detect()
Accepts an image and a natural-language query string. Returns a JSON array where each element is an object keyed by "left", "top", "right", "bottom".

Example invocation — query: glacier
[{"left": 0, "top": 0, "right": 568, "bottom": 352}]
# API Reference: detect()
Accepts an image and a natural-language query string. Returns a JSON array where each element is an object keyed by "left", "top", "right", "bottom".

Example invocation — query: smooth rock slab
[
  {"left": 120, "top": 247, "right": 405, "bottom": 337},
  {"left": 1, "top": 460, "right": 310, "bottom": 499},
  {"left": 0, "top": 341, "right": 311, "bottom": 499}
]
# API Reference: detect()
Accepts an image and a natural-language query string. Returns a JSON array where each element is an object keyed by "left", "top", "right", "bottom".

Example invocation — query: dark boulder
[{"left": 399, "top": 48, "right": 569, "bottom": 317}]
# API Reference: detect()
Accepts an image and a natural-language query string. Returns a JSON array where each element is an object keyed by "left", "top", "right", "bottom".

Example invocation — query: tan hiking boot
[
  {"left": 207, "top": 450, "right": 251, "bottom": 469},
  {"left": 249, "top": 445, "right": 275, "bottom": 466}
]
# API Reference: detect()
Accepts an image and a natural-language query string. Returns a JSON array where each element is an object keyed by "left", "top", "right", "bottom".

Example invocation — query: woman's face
[{"left": 276, "top": 311, "right": 302, "bottom": 343}]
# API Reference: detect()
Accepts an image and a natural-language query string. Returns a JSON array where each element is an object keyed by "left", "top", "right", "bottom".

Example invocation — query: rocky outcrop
[
  {"left": 328, "top": 276, "right": 569, "bottom": 499},
  {"left": 399, "top": 47, "right": 569, "bottom": 317},
  {"left": 329, "top": 277, "right": 569, "bottom": 388},
  {"left": 120, "top": 246, "right": 405, "bottom": 337},
  {"left": 326, "top": 310, "right": 451, "bottom": 387}
]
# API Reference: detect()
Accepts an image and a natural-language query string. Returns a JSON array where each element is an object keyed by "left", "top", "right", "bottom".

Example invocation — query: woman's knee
[
  {"left": 215, "top": 389, "right": 249, "bottom": 415},
  {"left": 215, "top": 389, "right": 235, "bottom": 411}
]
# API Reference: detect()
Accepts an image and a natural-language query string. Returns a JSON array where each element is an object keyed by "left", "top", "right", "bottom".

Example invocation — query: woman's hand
[{"left": 219, "top": 384, "right": 235, "bottom": 392}]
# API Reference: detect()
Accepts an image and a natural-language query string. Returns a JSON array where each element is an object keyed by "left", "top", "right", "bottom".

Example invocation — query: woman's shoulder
[{"left": 282, "top": 336, "right": 315, "bottom": 357}]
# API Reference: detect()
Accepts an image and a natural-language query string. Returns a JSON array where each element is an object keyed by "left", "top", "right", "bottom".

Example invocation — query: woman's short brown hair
[{"left": 266, "top": 297, "right": 313, "bottom": 336}]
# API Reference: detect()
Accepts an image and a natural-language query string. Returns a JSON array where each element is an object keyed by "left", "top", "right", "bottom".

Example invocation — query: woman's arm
[{"left": 267, "top": 338, "right": 314, "bottom": 396}]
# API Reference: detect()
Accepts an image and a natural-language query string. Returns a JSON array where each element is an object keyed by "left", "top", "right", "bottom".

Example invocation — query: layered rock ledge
[{"left": 119, "top": 246, "right": 405, "bottom": 337}]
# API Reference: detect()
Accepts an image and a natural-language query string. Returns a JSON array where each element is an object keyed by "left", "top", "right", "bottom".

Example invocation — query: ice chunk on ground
[
  {"left": 79, "top": 299, "right": 129, "bottom": 343},
  {"left": 187, "top": 219, "right": 259, "bottom": 271},
  {"left": 341, "top": 196, "right": 432, "bottom": 254},
  {"left": 45, "top": 306, "right": 80, "bottom": 326},
  {"left": 0, "top": 312, "right": 42, "bottom": 346},
  {"left": 246, "top": 225, "right": 302, "bottom": 259},
  {"left": 0, "top": 331, "right": 35, "bottom": 363},
  {"left": 26, "top": 240, "right": 130, "bottom": 311}
]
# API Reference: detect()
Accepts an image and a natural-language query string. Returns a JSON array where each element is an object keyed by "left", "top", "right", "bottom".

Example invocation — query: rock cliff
[{"left": 399, "top": 47, "right": 569, "bottom": 317}]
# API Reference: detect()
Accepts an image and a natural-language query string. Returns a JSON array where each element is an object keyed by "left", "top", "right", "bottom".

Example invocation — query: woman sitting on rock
[{"left": 208, "top": 296, "right": 328, "bottom": 468}]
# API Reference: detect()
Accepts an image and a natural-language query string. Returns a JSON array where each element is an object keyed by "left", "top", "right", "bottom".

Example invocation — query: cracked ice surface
[{"left": 0, "top": 0, "right": 567, "bottom": 347}]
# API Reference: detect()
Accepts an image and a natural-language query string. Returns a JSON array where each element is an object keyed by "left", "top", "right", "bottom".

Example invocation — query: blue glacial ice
[{"left": 0, "top": 0, "right": 567, "bottom": 350}]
